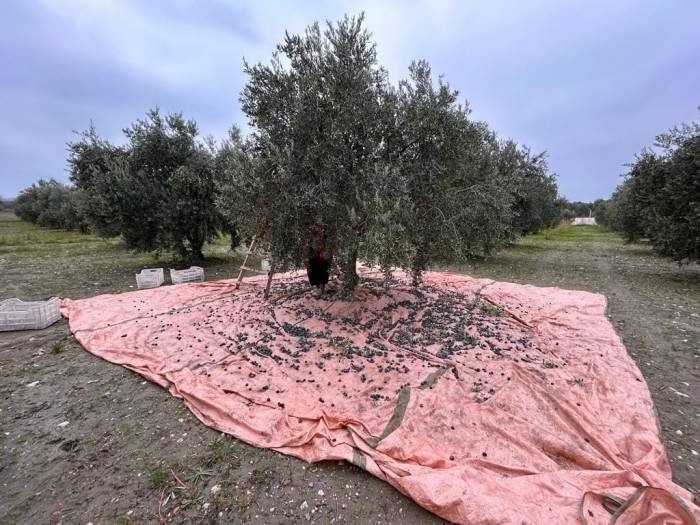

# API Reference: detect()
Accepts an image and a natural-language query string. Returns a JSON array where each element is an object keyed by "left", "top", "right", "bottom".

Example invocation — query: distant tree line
[
  {"left": 14, "top": 14, "right": 567, "bottom": 287},
  {"left": 557, "top": 200, "right": 596, "bottom": 220},
  {"left": 595, "top": 115, "right": 699, "bottom": 262}
]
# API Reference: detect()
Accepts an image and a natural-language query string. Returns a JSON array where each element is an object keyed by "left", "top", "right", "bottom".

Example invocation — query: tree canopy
[
  {"left": 218, "top": 14, "right": 562, "bottom": 293},
  {"left": 14, "top": 179, "right": 87, "bottom": 231},
  {"left": 69, "top": 109, "right": 222, "bottom": 259},
  {"left": 595, "top": 114, "right": 699, "bottom": 262}
]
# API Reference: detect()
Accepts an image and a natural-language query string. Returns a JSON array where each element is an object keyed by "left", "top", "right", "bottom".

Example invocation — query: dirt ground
[{"left": 1, "top": 214, "right": 698, "bottom": 524}]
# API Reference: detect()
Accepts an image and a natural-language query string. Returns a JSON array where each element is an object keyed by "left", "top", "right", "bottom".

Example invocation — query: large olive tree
[
  {"left": 222, "top": 14, "right": 535, "bottom": 293},
  {"left": 231, "top": 14, "right": 393, "bottom": 293}
]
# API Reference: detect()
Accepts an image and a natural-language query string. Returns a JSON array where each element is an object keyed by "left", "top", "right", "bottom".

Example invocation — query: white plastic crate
[
  {"left": 170, "top": 266, "right": 204, "bottom": 284},
  {"left": 136, "top": 268, "right": 165, "bottom": 289},
  {"left": 0, "top": 297, "right": 61, "bottom": 332}
]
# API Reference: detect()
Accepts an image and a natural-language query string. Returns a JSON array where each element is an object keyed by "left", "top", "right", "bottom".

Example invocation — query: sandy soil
[{"left": 1, "top": 217, "right": 698, "bottom": 523}]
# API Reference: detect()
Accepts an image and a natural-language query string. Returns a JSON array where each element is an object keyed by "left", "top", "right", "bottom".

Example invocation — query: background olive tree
[
  {"left": 66, "top": 125, "right": 124, "bottom": 238},
  {"left": 14, "top": 179, "right": 87, "bottom": 231},
  {"left": 69, "top": 110, "right": 222, "bottom": 260},
  {"left": 387, "top": 61, "right": 517, "bottom": 284},
  {"left": 595, "top": 115, "right": 699, "bottom": 261},
  {"left": 506, "top": 143, "right": 561, "bottom": 235}
]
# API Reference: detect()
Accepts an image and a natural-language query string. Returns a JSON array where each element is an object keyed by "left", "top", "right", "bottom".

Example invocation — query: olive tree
[
  {"left": 655, "top": 131, "right": 699, "bottom": 260},
  {"left": 67, "top": 125, "right": 125, "bottom": 238},
  {"left": 222, "top": 14, "right": 536, "bottom": 293},
  {"left": 69, "top": 110, "right": 221, "bottom": 260},
  {"left": 598, "top": 114, "right": 699, "bottom": 261},
  {"left": 213, "top": 128, "right": 248, "bottom": 250},
  {"left": 388, "top": 61, "right": 517, "bottom": 284},
  {"left": 14, "top": 179, "right": 87, "bottom": 231},
  {"left": 506, "top": 143, "right": 560, "bottom": 235},
  {"left": 230, "top": 14, "right": 393, "bottom": 293}
]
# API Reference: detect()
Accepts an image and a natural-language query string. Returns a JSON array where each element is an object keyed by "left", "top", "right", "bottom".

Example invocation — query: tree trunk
[
  {"left": 411, "top": 248, "right": 427, "bottom": 287},
  {"left": 339, "top": 248, "right": 359, "bottom": 297},
  {"left": 188, "top": 235, "right": 205, "bottom": 262}
]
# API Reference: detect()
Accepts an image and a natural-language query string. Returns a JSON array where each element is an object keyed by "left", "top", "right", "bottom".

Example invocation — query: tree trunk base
[{"left": 338, "top": 249, "right": 359, "bottom": 298}]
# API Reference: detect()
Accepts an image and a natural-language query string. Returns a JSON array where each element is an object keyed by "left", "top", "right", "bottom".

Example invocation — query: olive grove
[
  {"left": 14, "top": 179, "right": 88, "bottom": 231},
  {"left": 15, "top": 14, "right": 564, "bottom": 285}
]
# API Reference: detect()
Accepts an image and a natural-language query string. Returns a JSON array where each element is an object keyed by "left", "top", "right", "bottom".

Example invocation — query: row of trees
[
  {"left": 595, "top": 115, "right": 699, "bottom": 261},
  {"left": 15, "top": 15, "right": 565, "bottom": 291},
  {"left": 14, "top": 179, "right": 87, "bottom": 231}
]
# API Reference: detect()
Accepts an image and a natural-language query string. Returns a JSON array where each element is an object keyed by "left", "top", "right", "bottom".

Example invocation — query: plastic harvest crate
[
  {"left": 170, "top": 266, "right": 204, "bottom": 284},
  {"left": 136, "top": 268, "right": 165, "bottom": 289},
  {"left": 0, "top": 297, "right": 61, "bottom": 332}
]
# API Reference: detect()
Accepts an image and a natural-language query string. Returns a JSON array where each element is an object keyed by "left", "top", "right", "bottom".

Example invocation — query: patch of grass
[
  {"left": 541, "top": 220, "right": 573, "bottom": 240},
  {"left": 524, "top": 223, "right": 620, "bottom": 243},
  {"left": 5, "top": 496, "right": 35, "bottom": 522},
  {"left": 111, "top": 458, "right": 123, "bottom": 473},
  {"left": 0, "top": 212, "right": 246, "bottom": 302},
  {"left": 187, "top": 465, "right": 214, "bottom": 485},
  {"left": 203, "top": 436, "right": 227, "bottom": 467},
  {"left": 248, "top": 467, "right": 268, "bottom": 486},
  {"left": 180, "top": 495, "right": 203, "bottom": 510},
  {"left": 202, "top": 435, "right": 242, "bottom": 471},
  {"left": 235, "top": 493, "right": 254, "bottom": 512},
  {"left": 115, "top": 515, "right": 134, "bottom": 525},
  {"left": 145, "top": 460, "right": 172, "bottom": 489},
  {"left": 51, "top": 341, "right": 64, "bottom": 354},
  {"left": 351, "top": 503, "right": 366, "bottom": 520}
]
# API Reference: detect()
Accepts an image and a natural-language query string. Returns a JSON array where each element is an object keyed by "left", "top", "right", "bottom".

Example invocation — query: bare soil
[{"left": 1, "top": 216, "right": 698, "bottom": 524}]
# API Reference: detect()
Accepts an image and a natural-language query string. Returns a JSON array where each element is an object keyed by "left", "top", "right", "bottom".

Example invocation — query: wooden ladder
[{"left": 235, "top": 235, "right": 274, "bottom": 298}]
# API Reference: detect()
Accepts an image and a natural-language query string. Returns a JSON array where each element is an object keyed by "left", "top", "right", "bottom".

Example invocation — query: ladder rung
[{"left": 240, "top": 266, "right": 268, "bottom": 274}]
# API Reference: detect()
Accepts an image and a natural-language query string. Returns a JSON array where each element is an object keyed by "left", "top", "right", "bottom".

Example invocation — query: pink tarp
[{"left": 61, "top": 269, "right": 699, "bottom": 524}]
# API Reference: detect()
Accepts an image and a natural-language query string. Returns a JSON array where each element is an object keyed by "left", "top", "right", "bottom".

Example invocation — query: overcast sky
[{"left": 1, "top": 1, "right": 699, "bottom": 201}]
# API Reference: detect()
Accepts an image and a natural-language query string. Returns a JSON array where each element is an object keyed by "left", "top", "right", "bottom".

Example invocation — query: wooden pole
[{"left": 235, "top": 235, "right": 257, "bottom": 289}]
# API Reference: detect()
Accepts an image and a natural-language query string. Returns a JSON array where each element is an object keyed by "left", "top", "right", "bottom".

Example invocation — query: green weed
[
  {"left": 235, "top": 493, "right": 254, "bottom": 512},
  {"left": 145, "top": 461, "right": 172, "bottom": 489},
  {"left": 248, "top": 467, "right": 268, "bottom": 486},
  {"left": 187, "top": 465, "right": 214, "bottom": 485}
]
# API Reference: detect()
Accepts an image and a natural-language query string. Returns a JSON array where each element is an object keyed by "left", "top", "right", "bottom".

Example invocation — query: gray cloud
[{"left": 2, "top": 0, "right": 699, "bottom": 200}]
